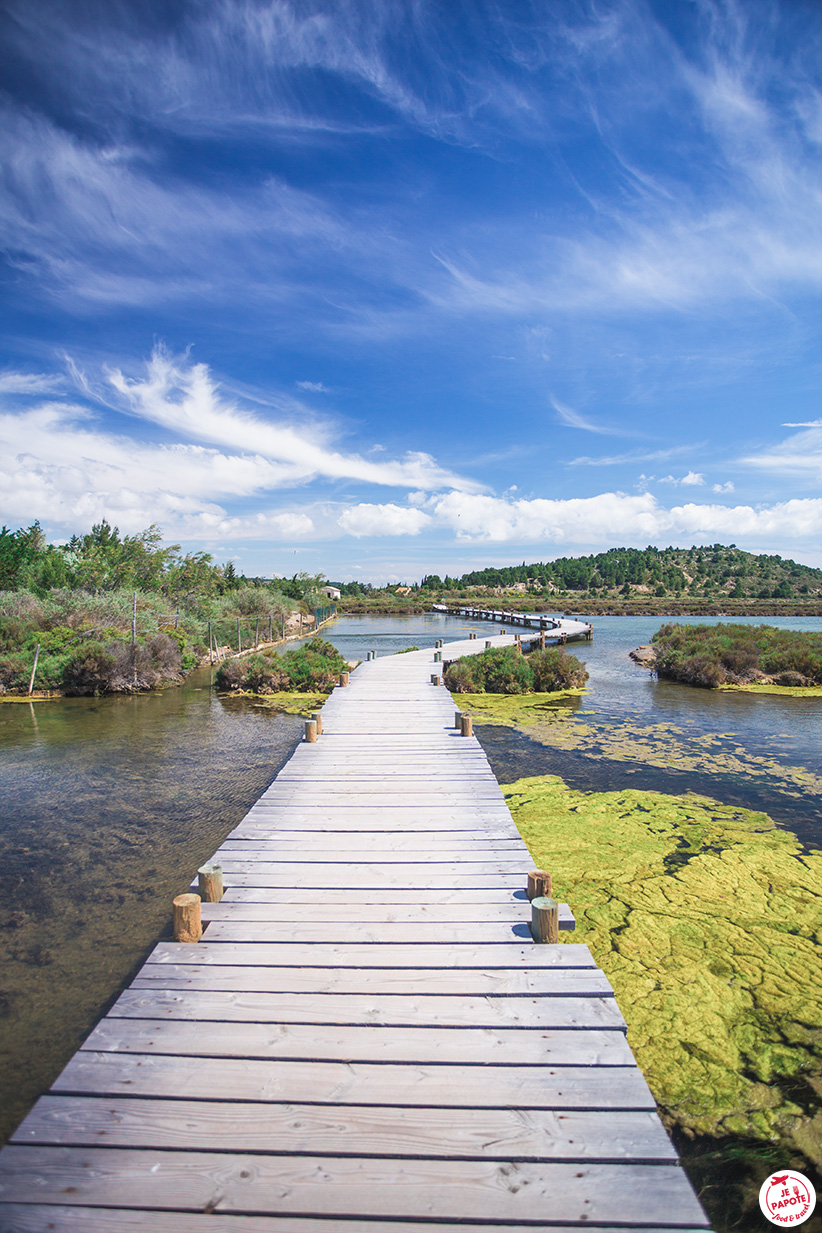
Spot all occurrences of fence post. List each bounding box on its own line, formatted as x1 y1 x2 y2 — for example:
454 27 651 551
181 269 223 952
27 644 40 696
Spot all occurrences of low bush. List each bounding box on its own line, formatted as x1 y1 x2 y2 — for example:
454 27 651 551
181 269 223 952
444 645 588 695
651 622 822 688
215 637 349 694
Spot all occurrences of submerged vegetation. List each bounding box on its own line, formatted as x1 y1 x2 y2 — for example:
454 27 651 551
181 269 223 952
504 775 822 1169
215 638 349 695
650 622 822 689
444 645 588 695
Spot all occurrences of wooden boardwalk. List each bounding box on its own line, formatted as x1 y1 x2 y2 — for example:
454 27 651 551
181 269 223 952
0 636 710 1231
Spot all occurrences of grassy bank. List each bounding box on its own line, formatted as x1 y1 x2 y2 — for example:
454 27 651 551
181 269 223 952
215 638 350 695
504 774 822 1224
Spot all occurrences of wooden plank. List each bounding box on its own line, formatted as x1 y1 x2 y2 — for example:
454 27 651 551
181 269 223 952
197 901 562 922
212 872 531 889
0 1207 711 1233
130 965 600 997
82 1017 629 1063
0 1148 709 1224
215 888 532 905
146 942 595 968
199 920 570 943
54 1053 658 1109
13 1096 676 1161
108 982 617 1026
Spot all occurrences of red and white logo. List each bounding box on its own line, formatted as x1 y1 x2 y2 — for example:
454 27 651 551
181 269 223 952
759 1170 816 1226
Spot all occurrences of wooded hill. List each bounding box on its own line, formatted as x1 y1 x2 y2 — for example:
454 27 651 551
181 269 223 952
421 545 822 601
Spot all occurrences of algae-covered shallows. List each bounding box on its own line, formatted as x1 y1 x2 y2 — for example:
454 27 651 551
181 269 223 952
504 774 822 1167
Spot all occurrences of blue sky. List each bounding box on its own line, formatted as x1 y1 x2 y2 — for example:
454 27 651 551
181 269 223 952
2 0 822 582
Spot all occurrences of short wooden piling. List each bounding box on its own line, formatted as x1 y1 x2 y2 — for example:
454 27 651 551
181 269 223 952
531 896 559 943
173 893 202 943
539 631 545 651
469 632 476 640
311 710 323 735
197 864 223 903
339 671 349 687
305 719 318 742
454 710 462 728
460 714 473 737
485 640 492 650
431 673 442 686
434 651 442 662
527 869 552 901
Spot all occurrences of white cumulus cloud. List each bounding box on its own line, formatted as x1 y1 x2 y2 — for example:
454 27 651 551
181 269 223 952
337 503 433 537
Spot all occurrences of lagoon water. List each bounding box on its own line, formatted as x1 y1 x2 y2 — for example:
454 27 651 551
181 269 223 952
2 610 822 1148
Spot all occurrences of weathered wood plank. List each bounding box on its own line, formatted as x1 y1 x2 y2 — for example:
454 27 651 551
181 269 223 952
108 982 616 1026
130 964 599 996
12 1097 675 1161
0 1207 712 1233
213 872 532 889
200 919 571 942
0 1148 709 1225
198 901 572 924
215 887 532 905
54 1053 657 1109
82 1017 629 1063
146 942 595 968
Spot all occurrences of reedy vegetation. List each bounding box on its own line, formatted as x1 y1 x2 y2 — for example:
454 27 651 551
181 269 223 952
214 638 349 695
651 623 822 688
0 521 328 694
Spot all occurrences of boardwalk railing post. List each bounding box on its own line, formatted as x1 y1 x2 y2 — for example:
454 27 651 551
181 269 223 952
198 864 223 902
173 893 202 943
454 710 462 728
485 640 492 650
339 671 349 687
469 632 476 640
434 651 442 662
431 673 442 685
527 869 552 901
531 896 559 943
305 719 318 742
312 710 323 735
460 714 473 737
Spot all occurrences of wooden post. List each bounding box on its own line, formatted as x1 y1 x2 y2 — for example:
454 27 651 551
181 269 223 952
469 632 476 640
485 640 492 649
27 643 40 696
527 869 552 901
531 896 559 943
132 592 137 647
434 651 442 662
237 617 241 653
454 710 463 728
339 671 349 687
208 621 213 664
269 614 273 641
460 714 473 737
515 635 522 653
255 616 260 647
304 719 318 742
539 631 545 651
197 864 223 902
173 893 202 943
312 710 323 735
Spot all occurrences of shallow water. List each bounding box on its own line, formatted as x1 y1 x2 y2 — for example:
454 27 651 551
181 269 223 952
0 666 304 1144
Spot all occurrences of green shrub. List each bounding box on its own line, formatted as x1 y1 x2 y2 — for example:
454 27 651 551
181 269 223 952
444 645 587 695
651 623 822 688
215 637 348 695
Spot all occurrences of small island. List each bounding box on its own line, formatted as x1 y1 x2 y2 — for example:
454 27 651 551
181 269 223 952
633 622 822 691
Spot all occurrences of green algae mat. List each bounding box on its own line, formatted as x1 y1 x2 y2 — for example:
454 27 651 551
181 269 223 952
503 774 822 1168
